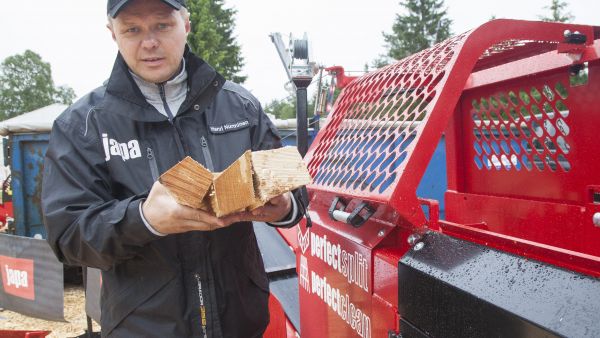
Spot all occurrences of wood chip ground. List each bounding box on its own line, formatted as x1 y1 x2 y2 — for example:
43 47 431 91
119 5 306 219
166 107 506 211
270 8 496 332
0 285 100 337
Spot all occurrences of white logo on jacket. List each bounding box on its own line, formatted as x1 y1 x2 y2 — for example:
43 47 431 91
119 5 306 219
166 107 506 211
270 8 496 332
102 133 142 162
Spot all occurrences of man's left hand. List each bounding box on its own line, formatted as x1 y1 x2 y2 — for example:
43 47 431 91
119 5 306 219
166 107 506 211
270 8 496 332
226 192 292 223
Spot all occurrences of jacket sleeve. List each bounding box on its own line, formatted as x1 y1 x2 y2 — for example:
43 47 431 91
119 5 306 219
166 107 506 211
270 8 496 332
42 116 160 271
250 101 308 228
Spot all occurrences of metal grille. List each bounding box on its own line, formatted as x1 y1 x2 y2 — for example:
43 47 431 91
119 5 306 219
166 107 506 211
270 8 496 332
471 81 571 173
460 61 599 205
307 33 468 199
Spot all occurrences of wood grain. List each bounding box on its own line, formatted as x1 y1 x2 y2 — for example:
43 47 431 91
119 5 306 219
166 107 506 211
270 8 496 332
159 156 212 209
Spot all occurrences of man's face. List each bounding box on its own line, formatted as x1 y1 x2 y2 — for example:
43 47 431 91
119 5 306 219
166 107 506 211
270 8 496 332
108 0 190 83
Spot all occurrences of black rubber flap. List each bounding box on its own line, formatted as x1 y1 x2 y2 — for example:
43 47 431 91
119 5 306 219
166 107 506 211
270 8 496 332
399 232 600 338
253 222 299 333
270 275 300 334
253 222 296 274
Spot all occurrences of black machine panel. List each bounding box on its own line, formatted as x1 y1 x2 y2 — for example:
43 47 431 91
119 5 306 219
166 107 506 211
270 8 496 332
398 232 600 338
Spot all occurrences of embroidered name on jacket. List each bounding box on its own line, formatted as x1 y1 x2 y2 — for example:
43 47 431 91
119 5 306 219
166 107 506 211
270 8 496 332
209 119 250 134
102 133 142 161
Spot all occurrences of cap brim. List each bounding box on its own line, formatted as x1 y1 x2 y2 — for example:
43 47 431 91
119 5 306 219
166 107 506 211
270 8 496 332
108 0 129 18
109 0 183 18
161 0 184 10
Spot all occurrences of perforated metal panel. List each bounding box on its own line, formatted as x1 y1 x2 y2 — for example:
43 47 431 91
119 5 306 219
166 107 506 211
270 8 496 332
308 32 467 199
471 81 572 173
460 62 599 205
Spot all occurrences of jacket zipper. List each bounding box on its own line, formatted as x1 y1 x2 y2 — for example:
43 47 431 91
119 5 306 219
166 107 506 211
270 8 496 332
194 273 208 338
158 83 186 158
147 147 159 181
200 136 214 172
158 83 175 122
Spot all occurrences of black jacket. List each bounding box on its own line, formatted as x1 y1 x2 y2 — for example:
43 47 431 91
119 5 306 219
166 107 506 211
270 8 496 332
42 49 304 337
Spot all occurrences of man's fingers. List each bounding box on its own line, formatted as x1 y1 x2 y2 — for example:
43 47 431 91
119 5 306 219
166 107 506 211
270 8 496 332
161 196 290 231
180 207 220 224
220 212 246 225
251 207 263 216
178 219 211 232
178 215 227 232
174 206 231 230
268 193 288 206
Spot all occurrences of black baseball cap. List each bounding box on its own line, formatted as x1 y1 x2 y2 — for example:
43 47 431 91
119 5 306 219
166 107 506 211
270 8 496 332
107 0 186 18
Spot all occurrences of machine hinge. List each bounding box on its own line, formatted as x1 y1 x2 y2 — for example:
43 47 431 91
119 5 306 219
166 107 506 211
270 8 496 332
328 196 374 228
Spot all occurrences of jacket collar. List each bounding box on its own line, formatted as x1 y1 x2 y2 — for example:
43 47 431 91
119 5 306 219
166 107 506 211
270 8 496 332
104 45 224 121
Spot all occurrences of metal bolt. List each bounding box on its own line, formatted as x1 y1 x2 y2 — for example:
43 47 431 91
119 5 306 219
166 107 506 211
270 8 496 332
593 212 600 227
377 229 385 237
414 242 425 251
407 233 421 246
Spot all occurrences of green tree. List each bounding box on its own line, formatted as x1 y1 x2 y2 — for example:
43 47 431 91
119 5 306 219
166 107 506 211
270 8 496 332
383 0 452 60
370 56 392 69
265 96 296 120
0 50 76 120
264 95 316 120
54 85 76 105
539 0 574 23
187 0 246 83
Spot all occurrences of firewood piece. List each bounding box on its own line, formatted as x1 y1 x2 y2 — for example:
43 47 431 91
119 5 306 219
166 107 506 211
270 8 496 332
159 156 213 209
198 194 213 214
210 151 255 217
250 146 312 208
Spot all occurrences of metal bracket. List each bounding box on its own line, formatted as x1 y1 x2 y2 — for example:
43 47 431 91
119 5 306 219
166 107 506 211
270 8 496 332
6 217 15 235
328 197 374 228
418 198 440 231
558 30 588 64
564 30 587 44
388 330 403 338
569 62 585 75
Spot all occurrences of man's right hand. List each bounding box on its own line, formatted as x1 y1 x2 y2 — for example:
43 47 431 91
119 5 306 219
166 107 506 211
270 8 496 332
141 181 243 234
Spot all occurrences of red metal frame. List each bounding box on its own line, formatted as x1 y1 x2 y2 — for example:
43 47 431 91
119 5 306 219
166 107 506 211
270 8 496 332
295 19 600 337
324 66 358 89
305 20 596 229
264 295 297 338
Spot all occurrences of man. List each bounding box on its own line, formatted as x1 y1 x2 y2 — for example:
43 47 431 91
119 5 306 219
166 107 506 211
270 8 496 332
41 0 306 336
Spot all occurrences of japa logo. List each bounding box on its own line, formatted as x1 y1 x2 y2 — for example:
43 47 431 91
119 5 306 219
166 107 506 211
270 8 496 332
5 265 28 289
102 133 142 162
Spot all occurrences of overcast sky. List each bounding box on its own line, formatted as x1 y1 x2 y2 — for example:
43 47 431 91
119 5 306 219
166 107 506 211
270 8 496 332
1 0 598 106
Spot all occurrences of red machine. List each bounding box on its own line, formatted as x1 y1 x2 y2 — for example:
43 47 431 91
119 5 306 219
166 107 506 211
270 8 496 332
266 19 600 337
0 173 14 233
0 201 13 232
